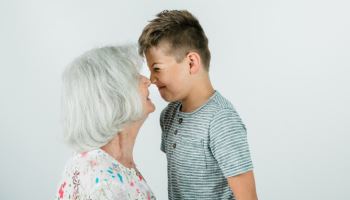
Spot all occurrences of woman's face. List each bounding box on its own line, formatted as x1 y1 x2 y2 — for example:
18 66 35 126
139 75 155 115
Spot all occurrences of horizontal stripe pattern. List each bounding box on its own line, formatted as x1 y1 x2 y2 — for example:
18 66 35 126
160 91 253 200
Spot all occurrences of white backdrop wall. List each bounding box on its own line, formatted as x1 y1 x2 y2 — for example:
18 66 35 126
0 0 349 199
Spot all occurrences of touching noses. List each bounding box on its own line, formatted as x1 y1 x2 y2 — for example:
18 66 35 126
150 73 157 84
145 77 151 87
141 75 151 87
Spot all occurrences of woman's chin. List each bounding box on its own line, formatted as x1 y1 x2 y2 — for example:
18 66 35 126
144 101 155 114
148 104 156 113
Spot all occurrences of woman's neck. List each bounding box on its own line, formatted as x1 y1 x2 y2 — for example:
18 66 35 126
101 120 144 169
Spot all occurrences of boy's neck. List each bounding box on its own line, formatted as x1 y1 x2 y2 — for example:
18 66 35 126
180 77 215 113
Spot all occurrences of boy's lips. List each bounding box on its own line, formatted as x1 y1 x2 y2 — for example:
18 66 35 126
157 85 166 90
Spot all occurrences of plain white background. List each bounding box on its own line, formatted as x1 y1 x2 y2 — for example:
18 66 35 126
0 0 349 199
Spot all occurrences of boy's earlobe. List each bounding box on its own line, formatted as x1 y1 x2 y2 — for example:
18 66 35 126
189 61 199 75
187 52 201 75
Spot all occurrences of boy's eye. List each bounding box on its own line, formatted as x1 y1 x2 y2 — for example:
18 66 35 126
153 67 160 72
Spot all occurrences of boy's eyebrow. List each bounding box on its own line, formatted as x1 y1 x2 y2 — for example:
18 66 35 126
151 63 160 68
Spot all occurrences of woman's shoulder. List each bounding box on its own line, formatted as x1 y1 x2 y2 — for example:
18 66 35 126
63 149 121 181
55 149 156 199
62 150 103 173
55 149 126 199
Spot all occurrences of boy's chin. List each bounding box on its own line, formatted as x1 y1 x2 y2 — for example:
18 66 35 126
162 97 175 103
160 94 178 102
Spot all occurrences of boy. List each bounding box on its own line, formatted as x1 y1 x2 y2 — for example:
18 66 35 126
138 10 257 200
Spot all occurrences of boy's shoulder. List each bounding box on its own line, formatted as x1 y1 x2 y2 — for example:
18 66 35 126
208 92 246 130
210 91 243 117
207 91 235 110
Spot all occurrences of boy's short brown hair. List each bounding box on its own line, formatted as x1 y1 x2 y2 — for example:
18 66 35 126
138 10 211 71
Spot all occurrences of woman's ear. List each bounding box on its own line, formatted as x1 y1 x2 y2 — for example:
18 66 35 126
187 52 201 75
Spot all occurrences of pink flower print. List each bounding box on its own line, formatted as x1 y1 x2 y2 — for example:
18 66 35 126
89 160 97 168
58 181 66 199
138 174 143 181
136 170 143 181
80 152 88 157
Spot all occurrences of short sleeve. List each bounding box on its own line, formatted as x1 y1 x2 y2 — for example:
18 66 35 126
209 108 253 177
160 108 166 153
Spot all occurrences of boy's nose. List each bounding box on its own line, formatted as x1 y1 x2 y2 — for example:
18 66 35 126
150 75 157 84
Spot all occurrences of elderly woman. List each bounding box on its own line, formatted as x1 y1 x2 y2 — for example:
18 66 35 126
55 45 156 199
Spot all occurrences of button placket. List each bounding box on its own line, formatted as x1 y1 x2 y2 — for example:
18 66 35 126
172 115 183 151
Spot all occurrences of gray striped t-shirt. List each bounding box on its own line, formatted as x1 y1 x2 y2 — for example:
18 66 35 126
160 91 253 200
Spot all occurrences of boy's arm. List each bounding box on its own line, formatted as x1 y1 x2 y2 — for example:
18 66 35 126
209 108 257 199
227 170 258 200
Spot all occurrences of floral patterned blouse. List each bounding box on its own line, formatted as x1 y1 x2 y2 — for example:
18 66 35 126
55 149 156 200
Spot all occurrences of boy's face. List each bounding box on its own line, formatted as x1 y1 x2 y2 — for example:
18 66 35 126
145 42 191 102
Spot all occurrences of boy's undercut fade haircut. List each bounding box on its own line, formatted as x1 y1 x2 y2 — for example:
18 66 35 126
138 10 211 71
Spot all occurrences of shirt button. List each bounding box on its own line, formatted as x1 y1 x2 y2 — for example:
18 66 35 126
178 118 183 124
173 143 176 148
174 130 178 135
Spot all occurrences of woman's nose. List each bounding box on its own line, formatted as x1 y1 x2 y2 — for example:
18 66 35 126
141 75 151 86
145 77 151 86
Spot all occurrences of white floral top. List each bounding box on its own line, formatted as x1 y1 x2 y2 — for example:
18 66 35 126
55 149 156 200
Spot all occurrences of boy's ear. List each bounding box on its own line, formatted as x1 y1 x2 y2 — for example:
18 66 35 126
187 52 201 75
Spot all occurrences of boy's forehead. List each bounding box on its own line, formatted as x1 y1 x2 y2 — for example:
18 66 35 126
148 41 171 55
146 41 178 62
